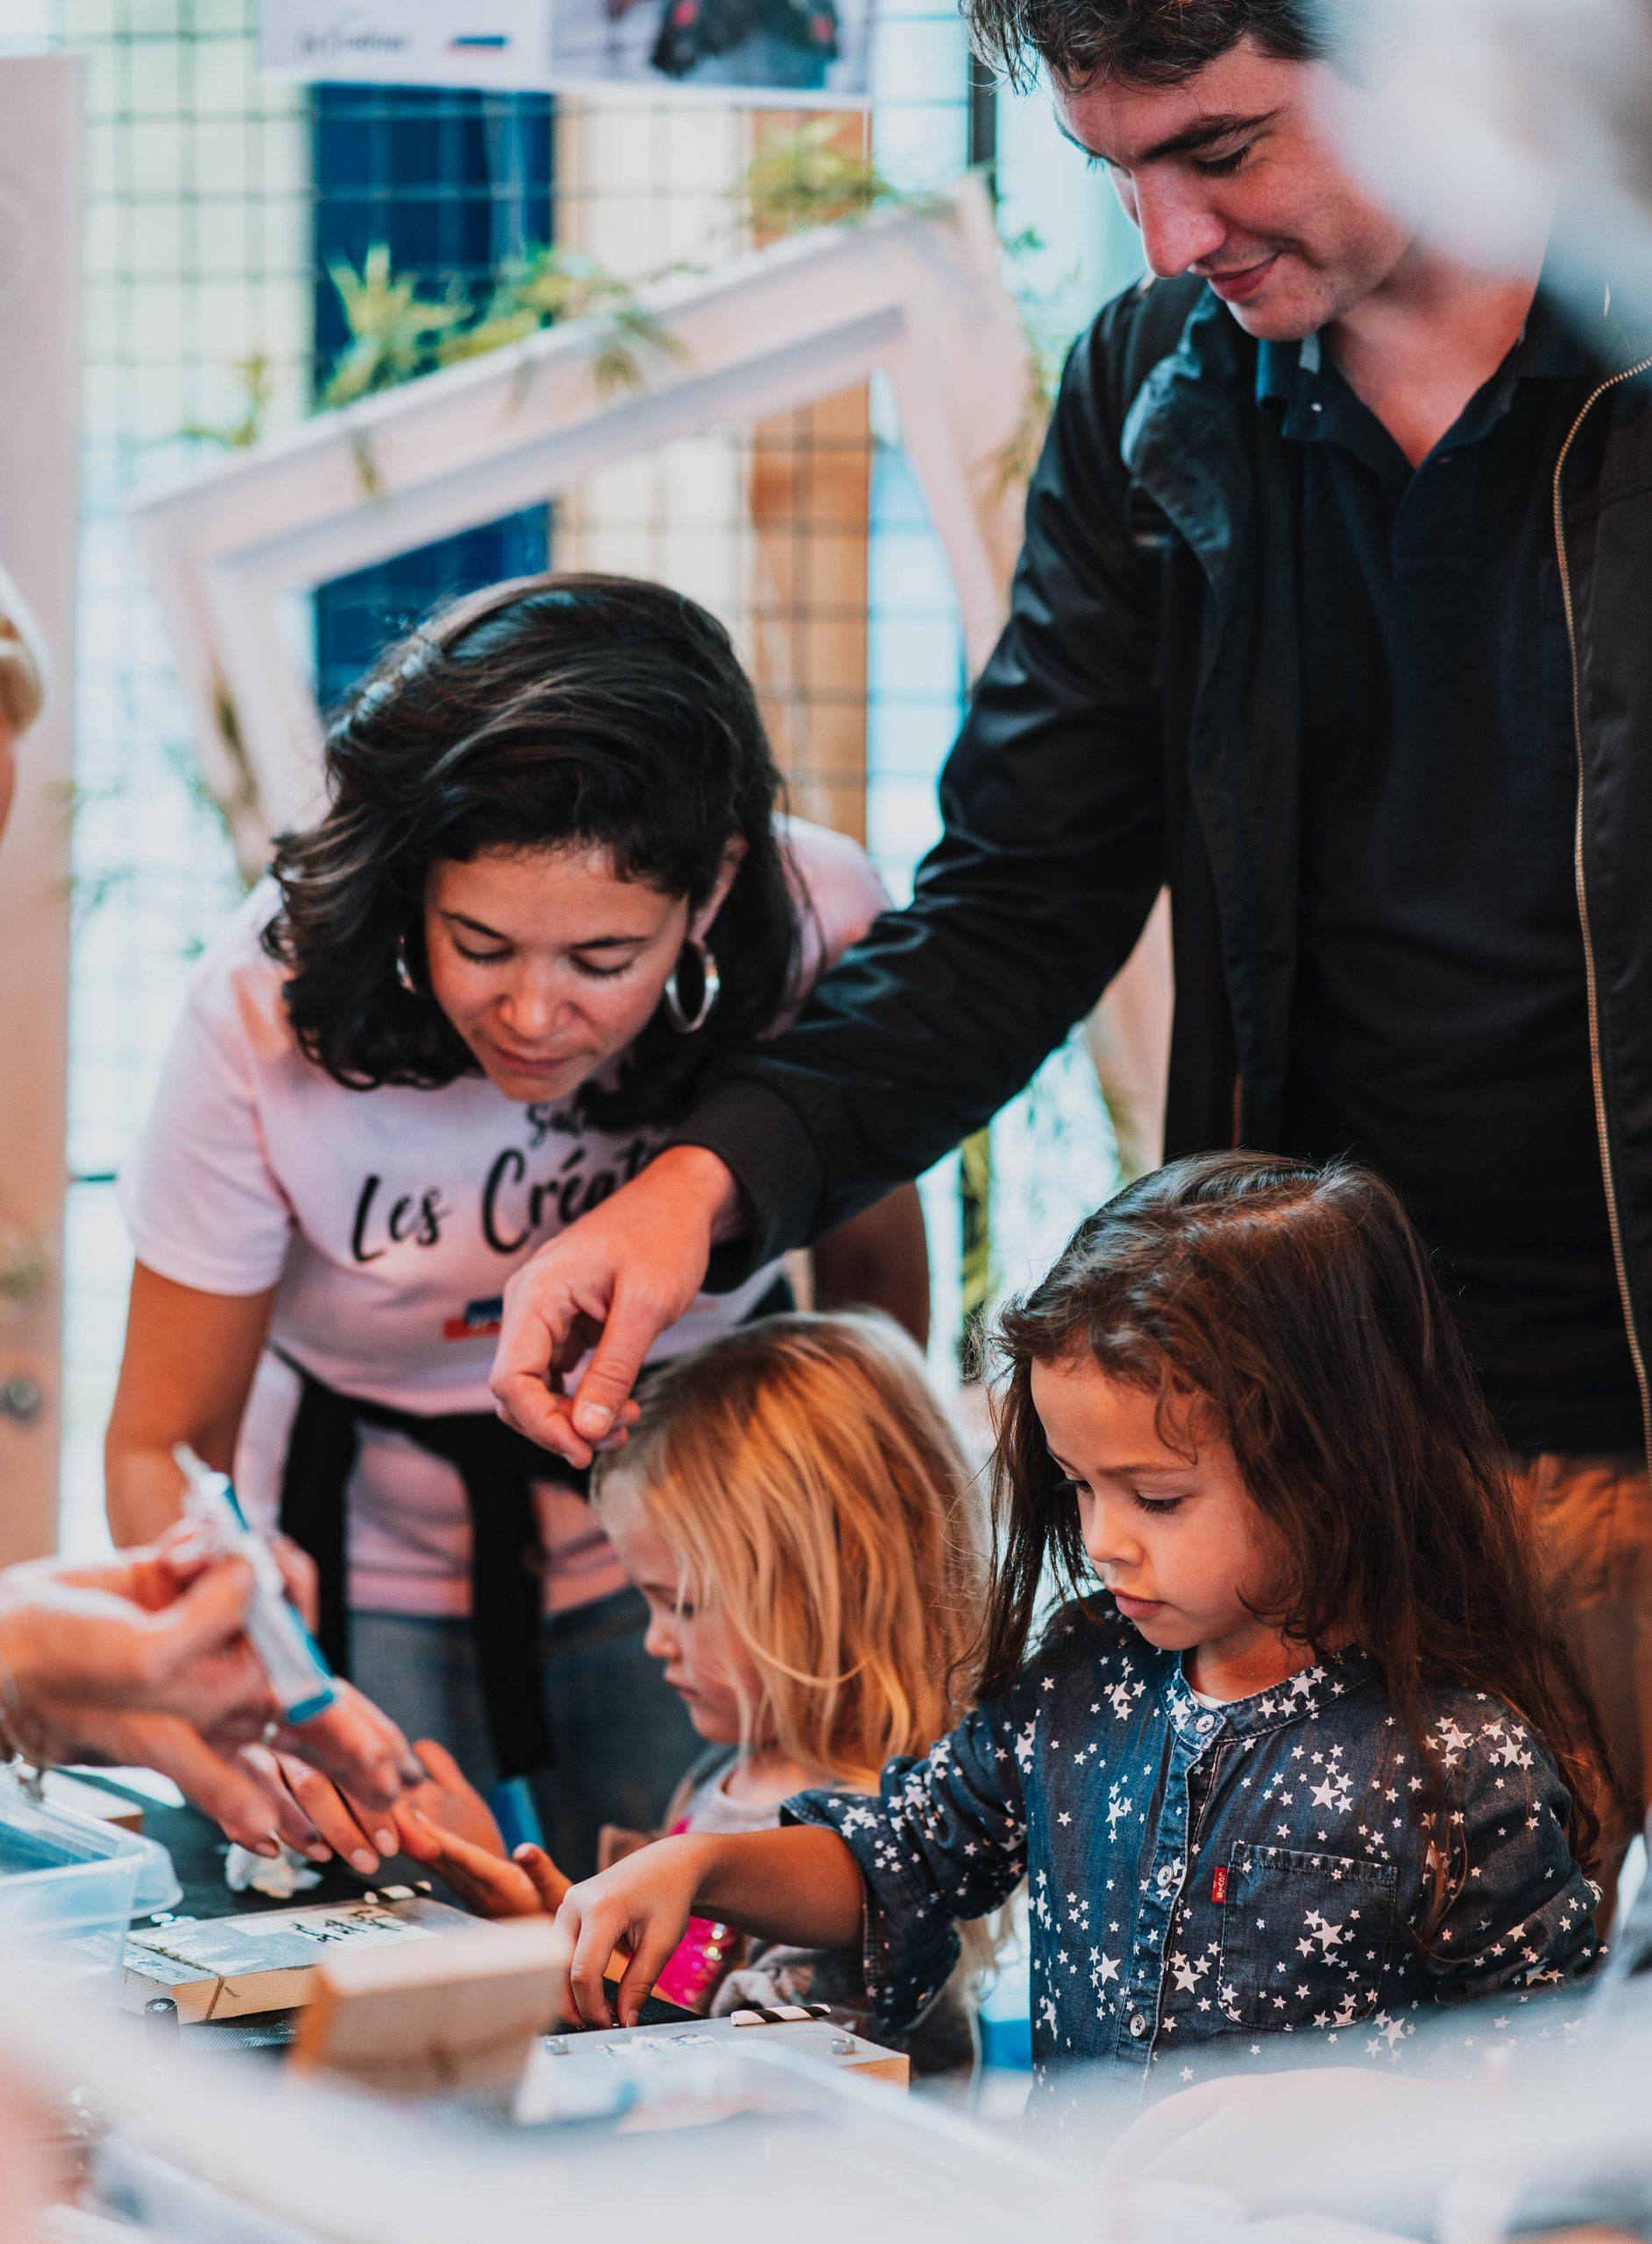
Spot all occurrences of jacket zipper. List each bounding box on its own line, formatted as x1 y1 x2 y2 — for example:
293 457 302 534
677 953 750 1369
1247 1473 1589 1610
1551 359 1652 1470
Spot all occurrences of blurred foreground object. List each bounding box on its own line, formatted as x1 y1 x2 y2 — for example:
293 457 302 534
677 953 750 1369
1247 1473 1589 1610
0 560 46 740
1321 0 1652 326
6 1949 1652 2244
292 1914 563 2102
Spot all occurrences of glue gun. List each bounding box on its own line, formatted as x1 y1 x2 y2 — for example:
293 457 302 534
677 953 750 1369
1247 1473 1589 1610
174 1444 338 1726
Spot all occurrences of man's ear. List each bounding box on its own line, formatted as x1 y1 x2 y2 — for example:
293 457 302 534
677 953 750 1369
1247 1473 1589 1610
688 837 748 941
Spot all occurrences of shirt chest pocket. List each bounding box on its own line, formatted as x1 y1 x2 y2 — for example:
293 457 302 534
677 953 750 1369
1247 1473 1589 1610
1216 1843 1399 2033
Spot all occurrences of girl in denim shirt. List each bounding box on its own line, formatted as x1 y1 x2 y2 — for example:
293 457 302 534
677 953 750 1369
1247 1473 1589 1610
539 1153 1625 2102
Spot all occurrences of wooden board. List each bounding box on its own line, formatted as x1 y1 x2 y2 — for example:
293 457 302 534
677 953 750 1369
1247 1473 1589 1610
291 1915 565 2100
121 1892 472 2024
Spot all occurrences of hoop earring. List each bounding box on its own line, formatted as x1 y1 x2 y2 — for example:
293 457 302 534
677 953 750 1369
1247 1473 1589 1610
663 936 720 1034
395 937 420 997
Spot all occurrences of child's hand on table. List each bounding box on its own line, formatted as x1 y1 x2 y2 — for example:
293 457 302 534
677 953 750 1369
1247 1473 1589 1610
391 1738 571 1919
550 1834 711 2028
399 1819 570 1919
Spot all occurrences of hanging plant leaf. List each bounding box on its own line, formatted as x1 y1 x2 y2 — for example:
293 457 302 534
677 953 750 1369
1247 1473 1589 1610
322 245 471 408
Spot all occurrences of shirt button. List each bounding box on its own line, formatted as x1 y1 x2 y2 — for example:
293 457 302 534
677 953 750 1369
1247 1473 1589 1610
1127 2013 1148 2040
1196 1713 1216 1734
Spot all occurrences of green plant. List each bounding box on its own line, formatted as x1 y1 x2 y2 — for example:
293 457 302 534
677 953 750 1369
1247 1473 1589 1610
988 230 1074 501
183 350 276 451
0 1219 52 1311
448 245 689 400
740 118 888 231
734 117 939 235
321 245 470 408
958 1124 996 1360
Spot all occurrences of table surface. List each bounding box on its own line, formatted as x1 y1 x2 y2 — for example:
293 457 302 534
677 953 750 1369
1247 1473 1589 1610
88 1772 691 2049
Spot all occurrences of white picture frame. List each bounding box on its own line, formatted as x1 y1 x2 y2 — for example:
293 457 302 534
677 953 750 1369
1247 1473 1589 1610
129 178 1034 875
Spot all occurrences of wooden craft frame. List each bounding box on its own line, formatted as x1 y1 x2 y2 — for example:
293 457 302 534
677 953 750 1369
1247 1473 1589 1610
127 178 1033 878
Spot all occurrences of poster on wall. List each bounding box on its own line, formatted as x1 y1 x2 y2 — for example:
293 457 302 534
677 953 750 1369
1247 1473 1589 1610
260 0 553 87
261 0 875 103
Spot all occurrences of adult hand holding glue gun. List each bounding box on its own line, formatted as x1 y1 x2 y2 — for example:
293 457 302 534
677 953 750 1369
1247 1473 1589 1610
173 1447 428 1871
0 1510 419 1857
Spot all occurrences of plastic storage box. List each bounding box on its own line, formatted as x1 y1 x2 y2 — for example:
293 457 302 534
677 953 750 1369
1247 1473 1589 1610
0 1767 180 1992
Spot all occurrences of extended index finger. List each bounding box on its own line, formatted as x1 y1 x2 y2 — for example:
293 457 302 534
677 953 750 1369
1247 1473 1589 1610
564 1286 674 1444
491 1282 599 1462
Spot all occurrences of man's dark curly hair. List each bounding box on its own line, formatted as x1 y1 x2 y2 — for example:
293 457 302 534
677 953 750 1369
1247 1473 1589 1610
963 0 1323 93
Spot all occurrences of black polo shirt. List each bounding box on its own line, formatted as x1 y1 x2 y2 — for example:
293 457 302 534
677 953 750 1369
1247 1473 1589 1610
1263 294 1643 1456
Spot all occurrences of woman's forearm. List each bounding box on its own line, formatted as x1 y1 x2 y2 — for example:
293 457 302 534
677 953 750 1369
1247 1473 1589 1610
688 1825 868 1950
103 1438 191 1547
104 1266 276 1547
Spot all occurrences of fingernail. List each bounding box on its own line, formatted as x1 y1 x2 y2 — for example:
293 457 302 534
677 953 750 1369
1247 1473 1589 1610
307 1843 333 1864
256 1836 281 1859
350 1848 378 1873
375 1829 397 1854
575 1402 613 1438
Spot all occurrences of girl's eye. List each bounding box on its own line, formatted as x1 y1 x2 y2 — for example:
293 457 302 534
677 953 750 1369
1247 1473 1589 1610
1133 1492 1186 1515
1193 145 1253 177
455 943 510 965
572 955 634 981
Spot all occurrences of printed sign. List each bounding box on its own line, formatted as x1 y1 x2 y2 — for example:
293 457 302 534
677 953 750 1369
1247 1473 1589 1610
262 0 552 87
261 0 874 104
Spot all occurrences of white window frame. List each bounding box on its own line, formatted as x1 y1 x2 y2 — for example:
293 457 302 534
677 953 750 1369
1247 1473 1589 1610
129 178 1032 873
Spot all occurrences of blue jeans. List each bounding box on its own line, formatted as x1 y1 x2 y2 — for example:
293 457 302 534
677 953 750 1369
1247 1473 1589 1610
349 1589 700 1880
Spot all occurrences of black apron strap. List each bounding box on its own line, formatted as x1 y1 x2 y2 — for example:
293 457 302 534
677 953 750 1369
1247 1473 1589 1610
271 1271 796 1782
275 1356 554 1779
276 1372 359 1679
364 1407 555 1783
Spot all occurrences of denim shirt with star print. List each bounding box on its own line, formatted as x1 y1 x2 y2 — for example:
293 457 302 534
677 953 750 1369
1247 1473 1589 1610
783 1598 1601 2102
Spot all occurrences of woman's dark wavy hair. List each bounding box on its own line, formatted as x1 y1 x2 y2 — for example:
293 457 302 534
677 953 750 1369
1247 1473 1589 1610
982 1151 1630 1918
263 572 803 1129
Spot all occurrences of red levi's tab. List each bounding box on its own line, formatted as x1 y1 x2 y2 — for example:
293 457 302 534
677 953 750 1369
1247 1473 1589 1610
1211 1865 1228 1906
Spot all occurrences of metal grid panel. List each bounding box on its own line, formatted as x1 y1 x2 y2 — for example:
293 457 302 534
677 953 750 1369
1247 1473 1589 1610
32 0 1131 1551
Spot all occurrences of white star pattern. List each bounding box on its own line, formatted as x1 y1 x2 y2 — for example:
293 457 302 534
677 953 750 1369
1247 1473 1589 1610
781 1596 1599 2099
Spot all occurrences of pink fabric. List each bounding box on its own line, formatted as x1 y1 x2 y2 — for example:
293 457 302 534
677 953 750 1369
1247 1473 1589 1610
120 820 889 1617
651 1812 741 2011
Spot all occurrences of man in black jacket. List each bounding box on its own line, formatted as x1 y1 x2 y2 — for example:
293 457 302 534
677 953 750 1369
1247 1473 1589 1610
492 0 1652 1840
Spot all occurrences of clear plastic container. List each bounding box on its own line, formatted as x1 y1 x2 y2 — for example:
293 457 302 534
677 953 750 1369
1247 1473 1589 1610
0 1767 181 1993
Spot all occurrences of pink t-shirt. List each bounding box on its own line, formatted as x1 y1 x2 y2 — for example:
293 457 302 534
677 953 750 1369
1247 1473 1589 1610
119 819 888 1619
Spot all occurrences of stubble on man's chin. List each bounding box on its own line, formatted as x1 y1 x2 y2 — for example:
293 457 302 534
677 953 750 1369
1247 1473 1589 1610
1215 259 1335 347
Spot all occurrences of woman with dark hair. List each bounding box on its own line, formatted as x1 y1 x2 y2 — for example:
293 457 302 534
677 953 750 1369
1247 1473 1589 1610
103 572 927 1875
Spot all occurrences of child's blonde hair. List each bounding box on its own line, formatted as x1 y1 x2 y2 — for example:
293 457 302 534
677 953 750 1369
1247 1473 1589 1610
594 1311 985 1786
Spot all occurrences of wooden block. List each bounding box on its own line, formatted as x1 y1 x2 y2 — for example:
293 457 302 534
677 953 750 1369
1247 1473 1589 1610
291 1916 565 2101
120 1894 472 2023
40 1772 145 1833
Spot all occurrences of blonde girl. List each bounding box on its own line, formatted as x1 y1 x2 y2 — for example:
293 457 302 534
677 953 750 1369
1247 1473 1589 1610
398 1311 986 2062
